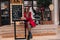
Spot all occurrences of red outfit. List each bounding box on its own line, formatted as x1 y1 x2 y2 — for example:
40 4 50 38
24 12 36 28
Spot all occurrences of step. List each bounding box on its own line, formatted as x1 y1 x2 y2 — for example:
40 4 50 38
15 39 26 40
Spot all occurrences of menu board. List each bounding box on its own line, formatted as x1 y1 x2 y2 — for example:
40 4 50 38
12 5 22 21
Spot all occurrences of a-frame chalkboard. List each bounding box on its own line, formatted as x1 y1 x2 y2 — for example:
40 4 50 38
12 5 22 21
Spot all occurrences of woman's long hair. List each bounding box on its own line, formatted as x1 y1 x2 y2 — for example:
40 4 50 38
24 7 30 13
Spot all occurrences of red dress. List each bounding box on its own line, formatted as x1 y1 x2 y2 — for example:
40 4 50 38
24 12 36 28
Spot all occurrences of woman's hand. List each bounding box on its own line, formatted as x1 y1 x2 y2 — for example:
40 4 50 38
21 17 26 20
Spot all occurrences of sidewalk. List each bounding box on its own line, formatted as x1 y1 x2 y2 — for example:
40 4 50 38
0 35 60 40
0 24 60 40
0 24 57 37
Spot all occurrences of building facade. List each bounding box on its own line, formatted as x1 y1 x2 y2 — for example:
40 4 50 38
0 0 60 25
10 0 60 25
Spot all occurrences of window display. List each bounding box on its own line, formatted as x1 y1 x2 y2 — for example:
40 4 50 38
24 1 32 7
44 7 51 21
0 0 10 25
24 0 37 7
33 1 37 7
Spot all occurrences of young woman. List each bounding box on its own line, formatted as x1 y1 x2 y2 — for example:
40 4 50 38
24 7 36 39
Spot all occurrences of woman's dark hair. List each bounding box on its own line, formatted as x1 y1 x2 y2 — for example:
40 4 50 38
24 7 26 12
24 7 30 12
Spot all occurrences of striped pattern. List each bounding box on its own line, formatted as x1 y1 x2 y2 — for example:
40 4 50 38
1 35 60 40
0 24 57 38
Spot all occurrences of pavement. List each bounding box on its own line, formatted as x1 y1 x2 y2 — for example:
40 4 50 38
0 35 60 40
0 24 60 40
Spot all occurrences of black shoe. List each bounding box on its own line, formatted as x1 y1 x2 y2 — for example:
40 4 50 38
27 34 32 40
29 33 32 39
28 31 33 39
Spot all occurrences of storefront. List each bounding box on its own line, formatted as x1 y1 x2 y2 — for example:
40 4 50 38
10 0 54 25
0 0 59 37
0 0 60 25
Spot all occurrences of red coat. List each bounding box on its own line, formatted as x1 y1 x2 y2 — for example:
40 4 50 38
24 12 36 28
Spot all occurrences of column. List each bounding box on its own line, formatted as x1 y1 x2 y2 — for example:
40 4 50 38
54 0 59 25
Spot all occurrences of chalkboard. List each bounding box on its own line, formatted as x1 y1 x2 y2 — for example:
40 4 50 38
12 5 22 21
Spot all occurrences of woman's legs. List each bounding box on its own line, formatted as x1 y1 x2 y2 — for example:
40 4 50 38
27 22 32 39
28 24 32 33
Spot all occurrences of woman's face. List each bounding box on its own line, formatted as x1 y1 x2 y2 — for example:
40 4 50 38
26 7 30 13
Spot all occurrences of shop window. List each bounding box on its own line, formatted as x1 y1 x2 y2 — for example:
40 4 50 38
32 0 53 24
23 0 53 25
0 0 10 25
